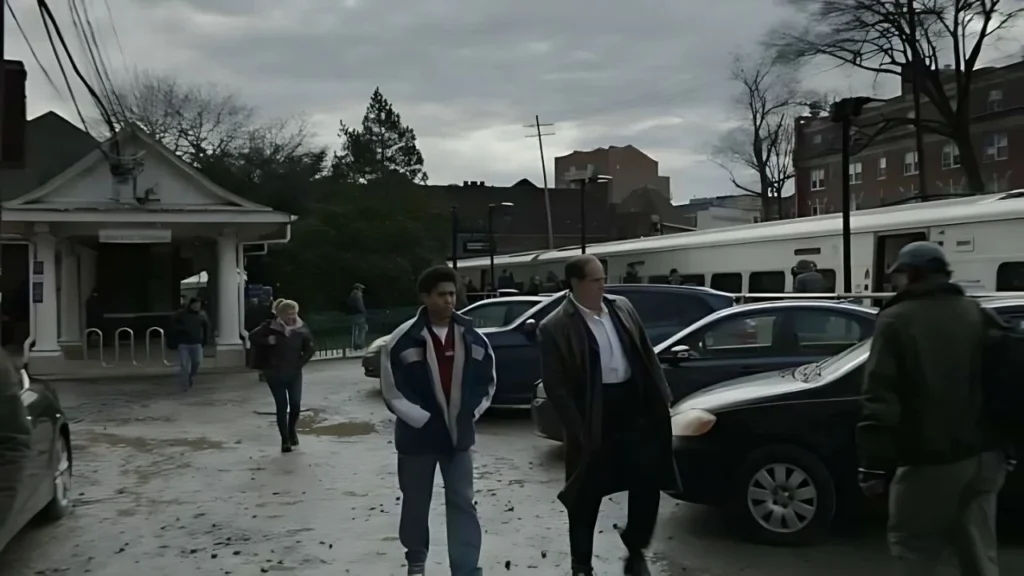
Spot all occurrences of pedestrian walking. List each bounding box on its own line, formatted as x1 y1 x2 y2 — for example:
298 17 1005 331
171 297 210 390
858 241 1009 576
249 300 315 453
791 259 825 293
380 265 496 576
538 254 679 576
348 283 368 350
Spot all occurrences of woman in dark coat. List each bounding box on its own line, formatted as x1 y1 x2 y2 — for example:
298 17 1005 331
249 299 315 452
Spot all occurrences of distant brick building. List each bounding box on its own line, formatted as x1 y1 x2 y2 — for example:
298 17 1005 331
554 145 671 202
793 59 1024 217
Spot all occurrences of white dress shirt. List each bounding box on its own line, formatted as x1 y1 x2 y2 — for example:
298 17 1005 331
571 295 632 384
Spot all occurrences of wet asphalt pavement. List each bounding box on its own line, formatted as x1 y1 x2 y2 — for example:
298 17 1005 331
3 361 1024 576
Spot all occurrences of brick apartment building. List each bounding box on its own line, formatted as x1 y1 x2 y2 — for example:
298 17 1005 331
793 59 1024 217
554 145 671 202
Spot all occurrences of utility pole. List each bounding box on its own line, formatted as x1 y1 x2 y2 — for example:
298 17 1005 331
830 97 874 294
524 116 555 249
1 0 6 167
907 0 928 196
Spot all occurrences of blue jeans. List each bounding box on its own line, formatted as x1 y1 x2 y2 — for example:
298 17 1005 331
177 344 203 389
352 316 368 350
398 450 482 576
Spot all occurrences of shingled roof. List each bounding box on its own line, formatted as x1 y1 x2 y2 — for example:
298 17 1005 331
0 111 98 201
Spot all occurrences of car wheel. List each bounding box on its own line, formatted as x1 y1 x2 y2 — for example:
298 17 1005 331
42 433 73 521
726 444 836 545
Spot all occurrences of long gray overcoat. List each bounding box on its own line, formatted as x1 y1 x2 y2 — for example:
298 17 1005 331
538 294 681 508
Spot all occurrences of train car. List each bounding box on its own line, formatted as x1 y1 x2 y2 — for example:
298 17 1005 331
454 190 1024 295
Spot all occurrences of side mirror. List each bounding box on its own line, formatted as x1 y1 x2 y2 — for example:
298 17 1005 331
659 344 692 366
522 318 538 338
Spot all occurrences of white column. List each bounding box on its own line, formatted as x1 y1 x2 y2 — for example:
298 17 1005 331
216 232 242 349
33 229 61 356
58 242 81 343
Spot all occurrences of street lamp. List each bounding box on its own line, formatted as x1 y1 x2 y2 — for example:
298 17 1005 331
564 164 612 253
450 205 459 271
488 202 514 291
830 96 876 293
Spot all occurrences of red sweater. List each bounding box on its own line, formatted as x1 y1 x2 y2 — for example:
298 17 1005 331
427 326 455 401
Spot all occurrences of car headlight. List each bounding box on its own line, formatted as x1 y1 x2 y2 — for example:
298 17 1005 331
365 337 388 355
670 409 716 437
535 381 547 399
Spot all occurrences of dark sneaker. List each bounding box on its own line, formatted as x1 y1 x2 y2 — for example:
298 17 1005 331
571 564 594 576
289 432 300 447
623 553 650 576
407 563 425 575
281 442 292 453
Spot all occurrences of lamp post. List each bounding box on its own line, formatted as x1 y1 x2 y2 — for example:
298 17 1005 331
450 205 459 271
830 97 875 293
488 202 514 291
564 165 612 254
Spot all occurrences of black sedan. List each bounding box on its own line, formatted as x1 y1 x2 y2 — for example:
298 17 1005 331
0 367 73 552
667 296 1024 546
533 300 877 441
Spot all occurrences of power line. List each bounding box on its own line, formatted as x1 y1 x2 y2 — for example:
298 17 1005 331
4 0 64 99
38 0 91 133
523 115 555 249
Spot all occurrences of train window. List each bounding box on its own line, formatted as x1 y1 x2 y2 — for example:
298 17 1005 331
749 271 786 293
680 274 705 287
647 274 670 284
996 263 1024 291
817 269 838 292
710 273 743 293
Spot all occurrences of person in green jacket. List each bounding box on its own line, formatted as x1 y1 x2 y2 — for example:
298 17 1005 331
0 350 31 529
858 241 1007 576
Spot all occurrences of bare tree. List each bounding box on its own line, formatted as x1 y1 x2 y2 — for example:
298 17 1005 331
711 53 800 221
774 0 1024 193
113 71 258 165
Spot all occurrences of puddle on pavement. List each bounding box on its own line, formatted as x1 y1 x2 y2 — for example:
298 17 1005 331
83 431 226 452
295 409 376 437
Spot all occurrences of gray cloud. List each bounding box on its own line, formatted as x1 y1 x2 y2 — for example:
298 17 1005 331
6 0 1022 203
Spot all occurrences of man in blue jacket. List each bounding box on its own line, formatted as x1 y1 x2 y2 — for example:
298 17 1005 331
381 265 496 576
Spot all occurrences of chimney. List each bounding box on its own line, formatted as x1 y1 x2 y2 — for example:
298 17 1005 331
479 181 485 186
1 60 28 167
463 180 469 186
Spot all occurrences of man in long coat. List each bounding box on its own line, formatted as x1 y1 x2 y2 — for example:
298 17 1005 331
538 254 680 576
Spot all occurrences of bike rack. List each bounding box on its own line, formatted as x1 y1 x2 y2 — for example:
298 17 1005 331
114 327 140 366
145 327 173 366
83 328 112 367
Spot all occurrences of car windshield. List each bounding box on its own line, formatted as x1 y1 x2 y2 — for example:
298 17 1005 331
508 292 566 325
794 338 871 382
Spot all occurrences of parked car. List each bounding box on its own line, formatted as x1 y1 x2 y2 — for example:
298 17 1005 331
1 367 73 552
533 300 877 441
666 296 1024 546
468 285 733 406
362 295 546 378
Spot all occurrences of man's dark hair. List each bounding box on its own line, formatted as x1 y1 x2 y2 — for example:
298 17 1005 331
669 268 679 275
188 297 201 307
417 265 459 295
564 255 593 284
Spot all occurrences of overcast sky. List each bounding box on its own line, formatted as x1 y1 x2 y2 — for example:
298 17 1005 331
5 0 1022 203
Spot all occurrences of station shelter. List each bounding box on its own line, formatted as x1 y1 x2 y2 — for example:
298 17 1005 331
0 121 293 374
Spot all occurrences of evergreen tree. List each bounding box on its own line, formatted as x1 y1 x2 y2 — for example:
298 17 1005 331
333 88 427 184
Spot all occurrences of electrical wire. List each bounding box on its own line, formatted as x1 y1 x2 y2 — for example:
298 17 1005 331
37 0 92 134
3 0 65 100
70 0 128 121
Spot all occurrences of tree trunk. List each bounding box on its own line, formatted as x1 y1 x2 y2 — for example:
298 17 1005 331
955 130 986 193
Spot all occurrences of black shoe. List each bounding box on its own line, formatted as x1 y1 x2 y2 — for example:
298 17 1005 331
289 432 299 447
281 442 292 453
623 553 650 576
571 563 594 576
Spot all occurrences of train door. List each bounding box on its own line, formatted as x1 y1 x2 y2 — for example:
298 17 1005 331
872 231 928 293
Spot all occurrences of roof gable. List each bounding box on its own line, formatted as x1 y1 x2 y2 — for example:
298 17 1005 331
4 124 269 210
0 111 97 201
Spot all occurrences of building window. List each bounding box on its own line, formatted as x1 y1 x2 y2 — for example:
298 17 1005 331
987 90 1003 112
941 143 960 169
810 198 824 216
849 162 863 184
903 151 919 175
878 156 887 179
983 133 1008 162
810 168 826 191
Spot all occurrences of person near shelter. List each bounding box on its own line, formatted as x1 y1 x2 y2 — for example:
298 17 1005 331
858 241 1008 576
249 300 315 453
380 265 496 576
348 284 369 351
171 297 210 391
792 259 825 293
538 254 679 576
